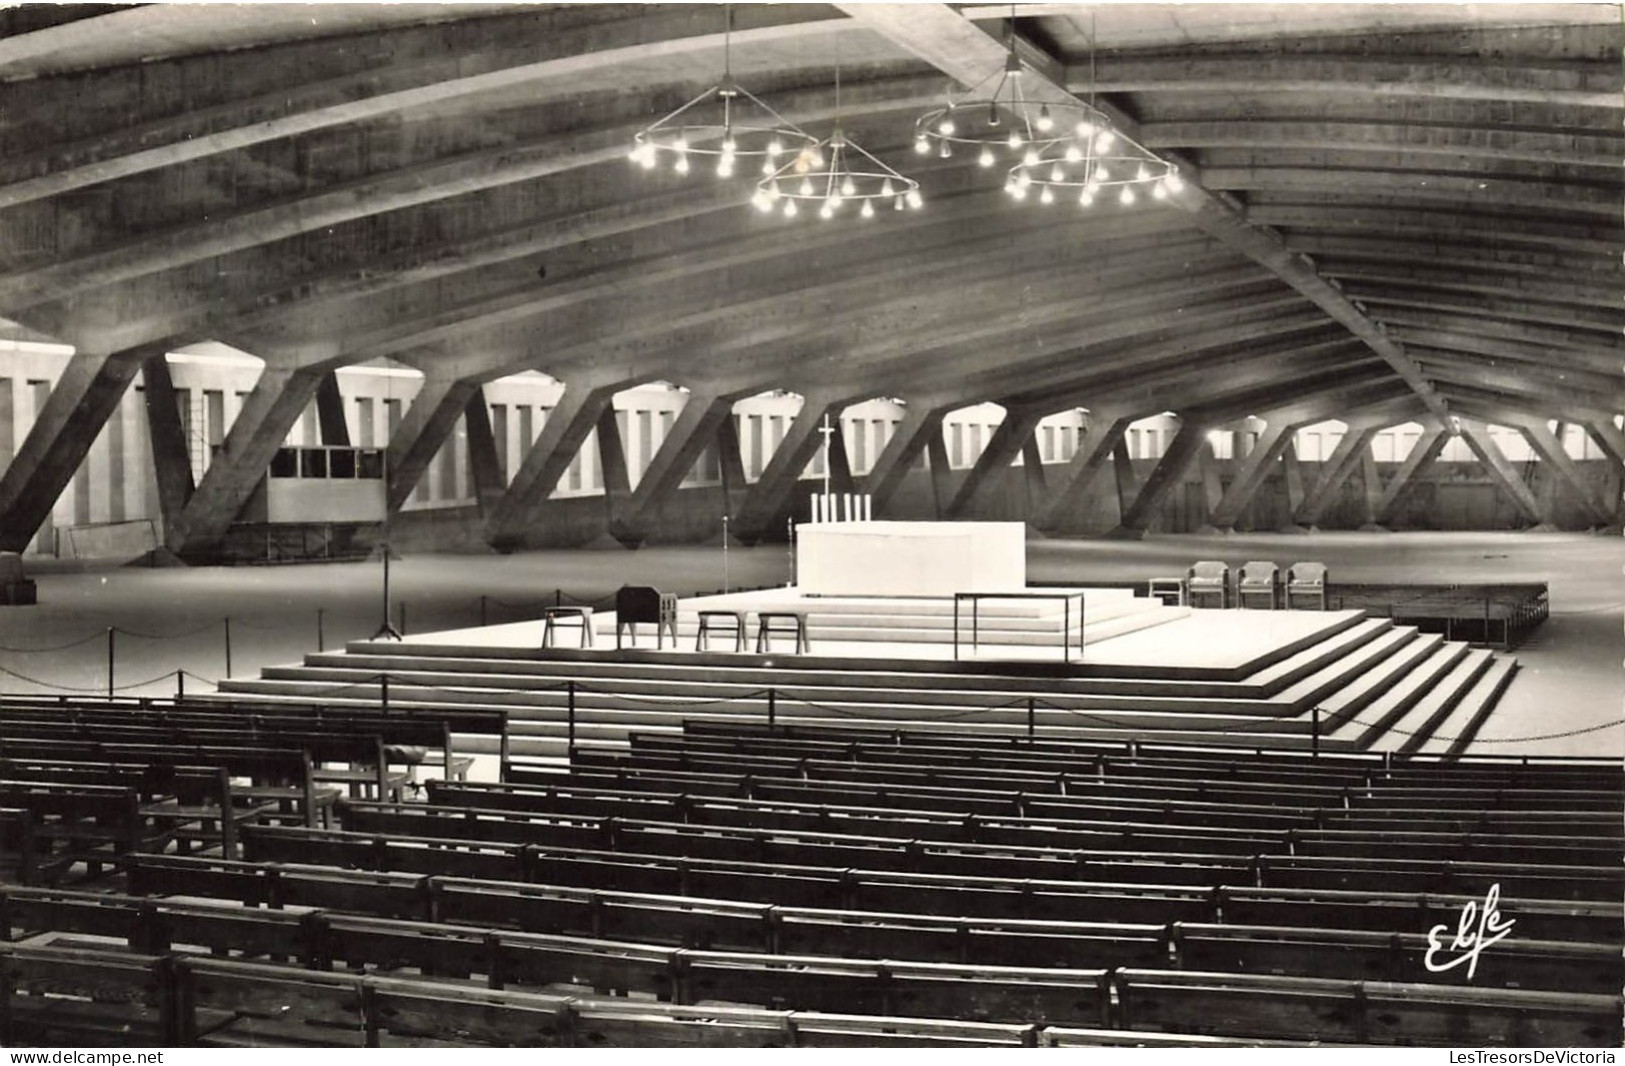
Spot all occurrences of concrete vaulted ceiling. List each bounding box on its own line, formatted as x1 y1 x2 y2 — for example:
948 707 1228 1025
0 2 1619 426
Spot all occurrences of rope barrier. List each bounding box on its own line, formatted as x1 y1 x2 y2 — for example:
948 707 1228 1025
112 620 225 640
0 632 108 654
0 663 186 694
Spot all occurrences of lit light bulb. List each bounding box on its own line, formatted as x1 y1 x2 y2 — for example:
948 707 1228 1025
799 176 814 197
722 133 737 154
639 148 657 170
761 159 776 176
1064 144 1083 163
753 189 773 212
860 200 875 219
807 147 825 168
1049 163 1064 182
767 178 781 199
1074 119 1095 138
674 155 690 175
979 146 995 167
1023 147 1040 167
1095 129 1116 152
767 139 784 157
1096 164 1111 183
987 103 1001 127
1036 105 1053 132
1011 185 1028 201
628 143 644 164
939 141 953 159
1120 185 1136 206
1078 189 1095 207
1007 130 1024 149
783 199 798 218
1136 165 1150 182
1016 170 1033 188
914 134 930 155
938 109 956 136
717 157 734 178
841 176 856 197
819 201 834 220
1152 182 1167 200
1165 170 1184 192
906 189 923 209
829 192 843 210
880 178 895 198
1039 186 1055 204
894 194 905 211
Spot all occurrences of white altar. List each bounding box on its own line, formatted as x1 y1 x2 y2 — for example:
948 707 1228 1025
795 521 1026 597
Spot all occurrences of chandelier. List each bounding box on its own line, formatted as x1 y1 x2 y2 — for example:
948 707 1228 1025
628 7 816 180
753 62 922 220
1004 124 1183 207
911 33 1085 170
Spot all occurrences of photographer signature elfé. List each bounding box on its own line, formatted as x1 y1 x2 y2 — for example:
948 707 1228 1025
1424 883 1515 980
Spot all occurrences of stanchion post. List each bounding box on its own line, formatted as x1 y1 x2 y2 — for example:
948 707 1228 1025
106 627 115 698
555 589 562 608
317 608 325 653
399 603 407 636
1027 697 1036 743
176 670 185 701
768 687 776 732
480 595 488 628
567 680 577 757
1312 705 1321 758
223 616 233 678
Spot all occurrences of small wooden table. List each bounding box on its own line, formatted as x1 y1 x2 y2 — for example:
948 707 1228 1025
696 610 748 652
541 606 594 648
756 611 810 654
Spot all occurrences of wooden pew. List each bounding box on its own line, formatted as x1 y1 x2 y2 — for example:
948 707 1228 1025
1114 968 1623 1046
0 943 173 1047
0 807 34 884
0 780 168 883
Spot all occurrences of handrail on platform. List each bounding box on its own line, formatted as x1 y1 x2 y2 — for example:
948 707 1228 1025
952 592 1085 665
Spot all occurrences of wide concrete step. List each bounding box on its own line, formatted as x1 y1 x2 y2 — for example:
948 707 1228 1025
1323 642 1473 747
1315 630 1445 718
1415 657 1520 758
1375 648 1496 755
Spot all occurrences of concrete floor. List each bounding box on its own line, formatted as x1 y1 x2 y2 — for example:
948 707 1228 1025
3 530 1619 759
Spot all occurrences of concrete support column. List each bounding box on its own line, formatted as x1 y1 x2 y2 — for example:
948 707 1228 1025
863 404 944 514
1280 438 1307 529
485 377 626 550
1457 418 1549 527
594 404 631 526
463 386 506 512
1110 418 1211 539
140 352 196 533
609 390 735 548
1109 436 1143 528
385 375 479 513
1297 426 1381 527
926 431 952 519
1517 419 1611 527
715 412 746 516
166 363 326 559
733 394 845 542
1375 427 1448 526
1197 437 1226 527
1206 420 1300 531
0 346 153 553
1033 406 1137 534
1020 435 1047 511
945 406 1043 518
315 370 351 447
1357 448 1385 530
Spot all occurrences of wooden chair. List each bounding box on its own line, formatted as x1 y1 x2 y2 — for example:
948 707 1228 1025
1185 561 1230 609
1236 561 1280 610
1285 562 1328 610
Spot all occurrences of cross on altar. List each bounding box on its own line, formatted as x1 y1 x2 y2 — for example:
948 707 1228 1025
817 413 835 501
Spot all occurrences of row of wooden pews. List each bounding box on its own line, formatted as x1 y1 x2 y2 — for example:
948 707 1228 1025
0 696 506 878
1 719 1618 1046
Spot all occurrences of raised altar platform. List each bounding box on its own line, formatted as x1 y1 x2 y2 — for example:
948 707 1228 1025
796 520 1025 597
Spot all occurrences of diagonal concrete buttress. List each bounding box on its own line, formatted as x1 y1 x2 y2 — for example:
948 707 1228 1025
732 392 847 543
1032 405 1139 535
0 344 159 553
485 374 633 551
863 403 945 515
1515 418 1612 527
315 370 351 447
385 374 479 512
1296 424 1382 528
463 385 507 513
1374 426 1448 526
166 362 328 560
1109 417 1213 539
945 405 1044 518
609 387 744 549
1021 434 1047 511
1205 418 1306 531
926 430 952 519
139 351 196 534
1456 418 1549 527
